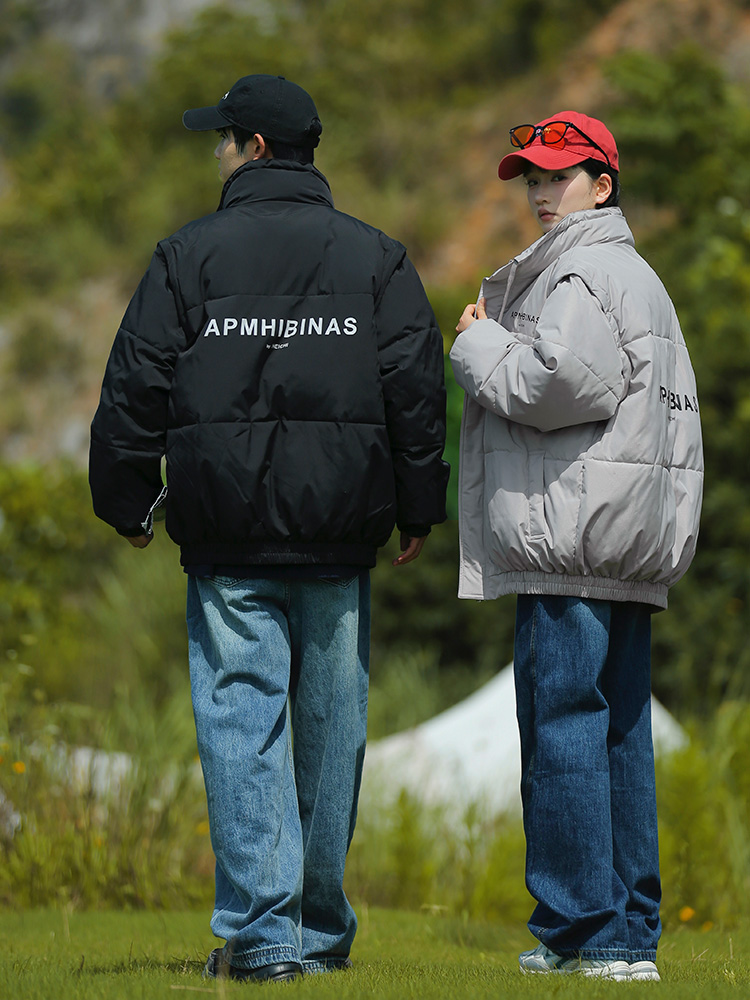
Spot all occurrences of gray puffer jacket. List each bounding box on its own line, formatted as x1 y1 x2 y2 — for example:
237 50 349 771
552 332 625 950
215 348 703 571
449 208 703 610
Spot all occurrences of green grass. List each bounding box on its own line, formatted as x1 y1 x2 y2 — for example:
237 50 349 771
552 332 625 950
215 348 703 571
2 908 749 999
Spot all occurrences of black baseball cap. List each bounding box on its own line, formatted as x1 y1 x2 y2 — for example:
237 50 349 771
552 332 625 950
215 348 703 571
182 74 322 148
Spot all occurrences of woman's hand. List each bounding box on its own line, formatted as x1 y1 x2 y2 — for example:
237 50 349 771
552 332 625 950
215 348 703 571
456 297 487 334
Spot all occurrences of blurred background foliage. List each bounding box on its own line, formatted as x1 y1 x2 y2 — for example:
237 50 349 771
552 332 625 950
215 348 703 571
1 0 750 916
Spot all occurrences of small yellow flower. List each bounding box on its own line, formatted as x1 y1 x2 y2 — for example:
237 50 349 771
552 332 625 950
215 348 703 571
679 906 696 922
196 820 210 836
12 761 26 774
701 921 714 932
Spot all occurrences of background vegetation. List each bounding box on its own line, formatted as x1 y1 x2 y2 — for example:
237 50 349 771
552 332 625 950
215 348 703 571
1 0 750 932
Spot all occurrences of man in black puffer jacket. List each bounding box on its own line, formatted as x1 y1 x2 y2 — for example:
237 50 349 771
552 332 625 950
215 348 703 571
89 75 448 982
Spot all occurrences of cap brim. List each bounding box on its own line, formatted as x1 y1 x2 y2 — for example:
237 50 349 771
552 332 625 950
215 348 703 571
182 105 232 131
498 146 591 180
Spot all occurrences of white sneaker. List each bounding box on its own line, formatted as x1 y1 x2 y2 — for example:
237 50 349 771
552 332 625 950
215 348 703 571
519 943 631 980
630 960 660 981
519 944 561 972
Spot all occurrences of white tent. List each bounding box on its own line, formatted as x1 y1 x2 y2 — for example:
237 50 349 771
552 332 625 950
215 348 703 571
361 664 686 817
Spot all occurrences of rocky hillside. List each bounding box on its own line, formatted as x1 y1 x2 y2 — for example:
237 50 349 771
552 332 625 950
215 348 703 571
8 0 236 96
429 0 750 287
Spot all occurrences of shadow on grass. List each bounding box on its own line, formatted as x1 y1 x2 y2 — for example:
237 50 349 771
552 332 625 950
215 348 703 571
73 957 206 976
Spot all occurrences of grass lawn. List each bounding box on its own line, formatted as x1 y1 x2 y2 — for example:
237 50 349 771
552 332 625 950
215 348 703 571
1 907 749 998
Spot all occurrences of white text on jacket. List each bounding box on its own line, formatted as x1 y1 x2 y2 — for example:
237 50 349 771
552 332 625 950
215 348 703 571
202 316 358 337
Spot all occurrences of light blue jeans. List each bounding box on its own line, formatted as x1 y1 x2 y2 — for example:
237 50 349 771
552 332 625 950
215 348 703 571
186 572 370 973
514 595 661 962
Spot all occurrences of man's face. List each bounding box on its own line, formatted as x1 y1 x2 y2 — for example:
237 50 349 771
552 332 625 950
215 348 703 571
214 129 250 182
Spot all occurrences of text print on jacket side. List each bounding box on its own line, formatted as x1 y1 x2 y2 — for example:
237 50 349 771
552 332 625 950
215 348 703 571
659 384 699 414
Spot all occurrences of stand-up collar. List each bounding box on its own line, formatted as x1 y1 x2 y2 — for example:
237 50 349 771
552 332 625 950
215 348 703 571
217 158 334 211
482 208 635 318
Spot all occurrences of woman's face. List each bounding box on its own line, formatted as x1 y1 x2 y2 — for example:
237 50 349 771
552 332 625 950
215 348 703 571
524 164 610 233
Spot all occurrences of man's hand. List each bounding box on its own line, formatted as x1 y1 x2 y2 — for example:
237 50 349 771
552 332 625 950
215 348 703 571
456 296 488 334
392 533 427 566
124 533 153 548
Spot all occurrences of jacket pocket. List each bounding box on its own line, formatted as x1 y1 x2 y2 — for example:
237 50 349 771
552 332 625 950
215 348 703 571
527 450 546 541
482 449 541 572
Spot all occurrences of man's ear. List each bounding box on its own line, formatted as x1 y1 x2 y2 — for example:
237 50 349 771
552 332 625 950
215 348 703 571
251 133 273 160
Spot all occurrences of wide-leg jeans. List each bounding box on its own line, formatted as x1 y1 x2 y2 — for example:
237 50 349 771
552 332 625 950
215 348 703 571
186 571 370 973
514 594 661 962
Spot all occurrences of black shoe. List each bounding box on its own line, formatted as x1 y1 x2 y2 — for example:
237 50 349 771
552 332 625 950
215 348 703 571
203 948 303 982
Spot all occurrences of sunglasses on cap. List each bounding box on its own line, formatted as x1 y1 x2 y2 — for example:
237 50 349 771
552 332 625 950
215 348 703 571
509 121 612 169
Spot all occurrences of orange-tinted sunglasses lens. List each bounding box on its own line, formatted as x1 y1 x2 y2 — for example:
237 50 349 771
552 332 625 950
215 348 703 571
510 125 536 148
541 122 567 148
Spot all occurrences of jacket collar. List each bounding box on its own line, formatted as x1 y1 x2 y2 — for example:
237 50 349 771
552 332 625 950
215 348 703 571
482 208 635 319
516 207 633 272
217 159 335 211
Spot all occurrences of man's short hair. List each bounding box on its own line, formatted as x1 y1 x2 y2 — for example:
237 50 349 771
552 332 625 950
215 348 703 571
229 125 314 165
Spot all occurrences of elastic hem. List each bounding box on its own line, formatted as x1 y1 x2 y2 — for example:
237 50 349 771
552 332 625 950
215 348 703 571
461 569 668 610
180 540 377 569
226 944 301 970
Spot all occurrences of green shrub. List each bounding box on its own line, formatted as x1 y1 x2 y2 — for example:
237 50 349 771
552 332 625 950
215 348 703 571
5 304 82 382
657 702 750 929
0 668 211 910
346 791 531 924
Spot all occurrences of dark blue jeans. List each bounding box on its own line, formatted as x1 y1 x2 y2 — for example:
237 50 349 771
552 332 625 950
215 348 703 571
514 595 661 962
187 572 370 973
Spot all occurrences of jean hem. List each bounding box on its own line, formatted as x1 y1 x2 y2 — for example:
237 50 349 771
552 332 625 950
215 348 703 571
548 947 657 962
581 952 658 963
302 957 352 974
225 945 301 970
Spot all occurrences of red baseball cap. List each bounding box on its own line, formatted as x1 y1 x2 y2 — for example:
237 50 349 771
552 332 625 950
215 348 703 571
498 111 618 180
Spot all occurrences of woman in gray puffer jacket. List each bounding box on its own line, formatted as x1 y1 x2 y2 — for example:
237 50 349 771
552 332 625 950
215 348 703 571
450 112 703 982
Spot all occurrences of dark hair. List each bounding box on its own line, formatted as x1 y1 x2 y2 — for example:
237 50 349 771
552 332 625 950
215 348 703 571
228 125 314 164
580 158 620 208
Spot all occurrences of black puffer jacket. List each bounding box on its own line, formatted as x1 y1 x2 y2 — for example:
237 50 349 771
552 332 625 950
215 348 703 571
90 159 449 567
